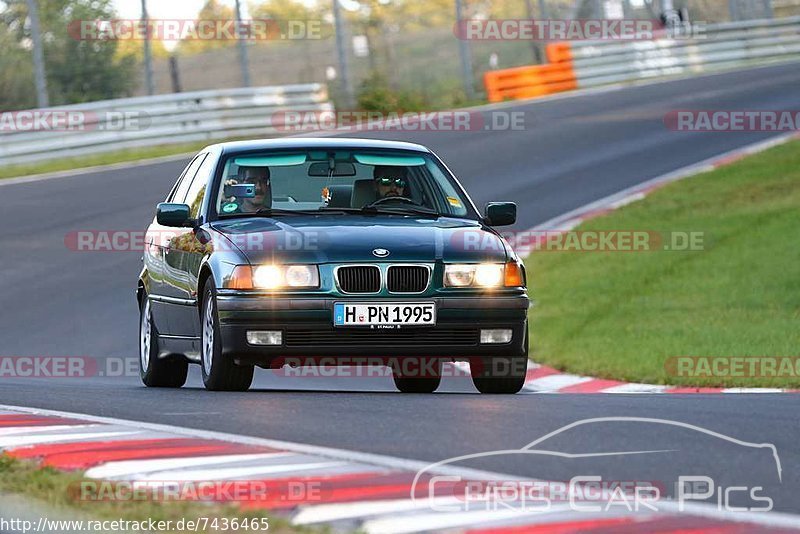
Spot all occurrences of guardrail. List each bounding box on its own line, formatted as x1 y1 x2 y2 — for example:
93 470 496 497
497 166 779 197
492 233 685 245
483 16 800 102
0 84 332 166
484 43 576 102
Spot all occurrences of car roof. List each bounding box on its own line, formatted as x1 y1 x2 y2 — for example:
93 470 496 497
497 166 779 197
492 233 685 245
207 137 432 155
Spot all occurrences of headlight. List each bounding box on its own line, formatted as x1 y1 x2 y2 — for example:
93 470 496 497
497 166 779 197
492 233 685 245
253 265 283 289
226 265 319 289
474 264 503 287
443 264 475 287
444 263 524 288
445 263 502 287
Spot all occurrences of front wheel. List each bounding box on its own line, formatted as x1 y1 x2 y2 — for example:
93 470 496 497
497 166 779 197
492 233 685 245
470 331 528 394
201 279 254 391
392 358 442 393
139 296 188 388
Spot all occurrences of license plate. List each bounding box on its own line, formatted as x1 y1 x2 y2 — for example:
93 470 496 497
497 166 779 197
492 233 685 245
334 302 436 326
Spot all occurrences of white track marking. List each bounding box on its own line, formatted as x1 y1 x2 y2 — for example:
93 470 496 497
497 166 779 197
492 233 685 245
0 404 518 482
131 461 348 482
0 424 99 436
525 374 593 392
0 431 138 448
722 388 786 394
292 497 465 525
601 384 670 394
85 452 294 479
361 505 574 534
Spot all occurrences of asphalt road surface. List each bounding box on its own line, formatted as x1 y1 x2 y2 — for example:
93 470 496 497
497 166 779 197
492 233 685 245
1 63 799 514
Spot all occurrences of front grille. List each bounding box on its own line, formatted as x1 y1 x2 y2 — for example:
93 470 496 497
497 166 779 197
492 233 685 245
284 328 478 347
337 266 381 293
387 265 429 293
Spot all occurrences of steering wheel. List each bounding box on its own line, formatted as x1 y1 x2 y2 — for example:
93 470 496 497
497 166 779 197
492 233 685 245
366 196 419 208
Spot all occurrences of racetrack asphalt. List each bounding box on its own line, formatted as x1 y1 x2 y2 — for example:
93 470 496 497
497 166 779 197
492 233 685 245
1 63 799 514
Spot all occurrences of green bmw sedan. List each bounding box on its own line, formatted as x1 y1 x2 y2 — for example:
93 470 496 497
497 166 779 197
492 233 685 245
138 138 529 394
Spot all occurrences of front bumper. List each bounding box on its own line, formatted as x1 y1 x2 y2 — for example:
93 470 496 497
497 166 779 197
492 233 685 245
217 294 529 364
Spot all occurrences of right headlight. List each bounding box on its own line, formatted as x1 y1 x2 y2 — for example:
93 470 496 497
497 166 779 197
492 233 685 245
225 264 320 290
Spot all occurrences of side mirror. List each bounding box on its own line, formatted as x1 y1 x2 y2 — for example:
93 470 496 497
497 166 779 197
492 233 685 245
156 203 192 227
484 202 516 226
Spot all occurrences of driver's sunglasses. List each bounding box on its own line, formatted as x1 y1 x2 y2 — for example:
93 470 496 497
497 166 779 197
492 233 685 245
377 177 406 187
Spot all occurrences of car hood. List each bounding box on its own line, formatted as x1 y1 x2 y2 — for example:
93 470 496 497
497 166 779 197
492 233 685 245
210 215 510 264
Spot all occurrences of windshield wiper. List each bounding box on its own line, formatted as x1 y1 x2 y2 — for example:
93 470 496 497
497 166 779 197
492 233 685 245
317 206 441 217
360 205 442 218
219 207 340 218
219 206 442 219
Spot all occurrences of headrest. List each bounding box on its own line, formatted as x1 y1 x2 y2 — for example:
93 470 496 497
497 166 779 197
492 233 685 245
326 184 353 208
351 179 377 208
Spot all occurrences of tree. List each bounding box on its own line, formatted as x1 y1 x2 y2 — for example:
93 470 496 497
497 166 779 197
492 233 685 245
0 0 138 110
250 0 323 21
0 23 36 111
175 0 236 54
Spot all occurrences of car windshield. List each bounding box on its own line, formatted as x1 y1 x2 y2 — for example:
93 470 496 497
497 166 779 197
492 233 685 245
214 149 472 218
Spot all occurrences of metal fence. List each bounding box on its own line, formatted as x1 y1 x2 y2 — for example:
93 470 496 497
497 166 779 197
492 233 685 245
569 16 800 88
0 84 331 166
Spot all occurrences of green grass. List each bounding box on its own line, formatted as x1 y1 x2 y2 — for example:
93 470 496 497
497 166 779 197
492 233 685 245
0 142 211 180
526 140 800 388
0 455 315 533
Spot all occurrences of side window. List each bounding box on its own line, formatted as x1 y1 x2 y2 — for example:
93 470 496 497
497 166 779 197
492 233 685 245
185 153 217 219
171 153 207 203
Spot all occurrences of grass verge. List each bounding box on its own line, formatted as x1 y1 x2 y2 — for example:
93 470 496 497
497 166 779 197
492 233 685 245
0 142 211 181
526 140 800 388
0 455 313 533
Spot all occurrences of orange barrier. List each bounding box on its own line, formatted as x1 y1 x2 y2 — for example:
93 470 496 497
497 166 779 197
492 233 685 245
483 42 576 103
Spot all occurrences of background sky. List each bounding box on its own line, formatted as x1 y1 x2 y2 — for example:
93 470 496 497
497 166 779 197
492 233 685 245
112 0 242 20
110 0 336 20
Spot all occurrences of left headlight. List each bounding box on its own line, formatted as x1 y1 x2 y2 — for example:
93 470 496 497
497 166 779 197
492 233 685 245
444 262 524 288
225 265 320 289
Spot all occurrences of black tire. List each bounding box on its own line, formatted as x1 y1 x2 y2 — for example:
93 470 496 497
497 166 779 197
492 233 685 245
200 279 254 391
139 295 188 388
471 330 528 394
392 358 442 393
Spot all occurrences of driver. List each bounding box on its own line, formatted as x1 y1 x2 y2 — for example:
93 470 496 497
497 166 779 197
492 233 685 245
238 166 271 213
373 165 409 200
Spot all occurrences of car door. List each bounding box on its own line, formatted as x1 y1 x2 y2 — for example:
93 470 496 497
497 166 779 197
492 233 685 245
164 152 217 338
146 153 205 335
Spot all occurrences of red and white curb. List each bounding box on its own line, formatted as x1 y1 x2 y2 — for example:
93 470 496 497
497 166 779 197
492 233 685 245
2 405 799 533
519 361 799 394
511 131 800 395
